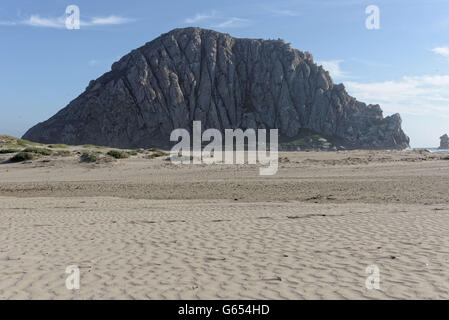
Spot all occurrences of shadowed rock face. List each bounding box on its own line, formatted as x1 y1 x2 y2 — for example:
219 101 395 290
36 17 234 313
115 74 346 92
23 27 410 149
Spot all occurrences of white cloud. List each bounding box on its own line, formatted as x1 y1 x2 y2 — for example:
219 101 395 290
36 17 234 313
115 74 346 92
0 21 17 26
0 14 134 29
431 46 449 59
211 17 250 28
89 15 134 26
185 11 218 24
318 60 348 79
185 11 249 28
22 15 65 28
345 75 449 118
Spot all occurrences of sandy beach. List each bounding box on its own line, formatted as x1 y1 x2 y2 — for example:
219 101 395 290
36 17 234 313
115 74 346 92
3 0 449 304
1 148 449 299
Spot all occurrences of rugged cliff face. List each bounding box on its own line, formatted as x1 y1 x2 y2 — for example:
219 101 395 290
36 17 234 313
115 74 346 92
23 27 410 149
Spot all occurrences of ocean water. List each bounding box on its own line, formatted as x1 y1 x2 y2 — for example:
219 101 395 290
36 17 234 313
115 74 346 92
414 148 449 153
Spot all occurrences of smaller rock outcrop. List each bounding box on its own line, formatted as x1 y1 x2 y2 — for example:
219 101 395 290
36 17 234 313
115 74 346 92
439 134 449 149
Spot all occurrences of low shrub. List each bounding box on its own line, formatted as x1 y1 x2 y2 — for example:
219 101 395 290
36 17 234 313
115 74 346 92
49 144 68 148
147 148 169 159
9 152 34 162
82 144 106 149
22 147 53 156
107 150 130 159
16 138 42 146
0 149 20 154
80 152 99 163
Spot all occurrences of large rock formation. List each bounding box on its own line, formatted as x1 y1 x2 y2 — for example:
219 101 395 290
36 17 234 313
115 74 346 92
440 134 449 149
23 27 410 149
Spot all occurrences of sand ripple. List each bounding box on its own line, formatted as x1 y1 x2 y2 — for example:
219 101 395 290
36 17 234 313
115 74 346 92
1 197 448 299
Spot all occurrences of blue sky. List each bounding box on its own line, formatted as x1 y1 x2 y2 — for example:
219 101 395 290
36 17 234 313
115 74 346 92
1 0 448 147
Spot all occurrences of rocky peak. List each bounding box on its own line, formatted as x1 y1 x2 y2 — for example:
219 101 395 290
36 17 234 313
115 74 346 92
22 27 410 149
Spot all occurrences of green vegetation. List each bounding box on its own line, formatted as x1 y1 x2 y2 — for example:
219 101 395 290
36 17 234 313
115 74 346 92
9 152 34 162
16 138 42 147
0 148 20 154
106 150 130 159
0 135 42 149
147 149 169 159
82 144 107 149
48 144 68 148
21 147 53 156
281 134 325 147
279 129 331 149
280 138 308 147
127 150 138 156
80 151 100 163
147 147 166 152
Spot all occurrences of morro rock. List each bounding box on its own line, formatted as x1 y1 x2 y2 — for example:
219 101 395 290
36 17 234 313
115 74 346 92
23 27 410 149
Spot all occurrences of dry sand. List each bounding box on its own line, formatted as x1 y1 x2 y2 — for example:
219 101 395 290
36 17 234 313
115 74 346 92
1 148 449 299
